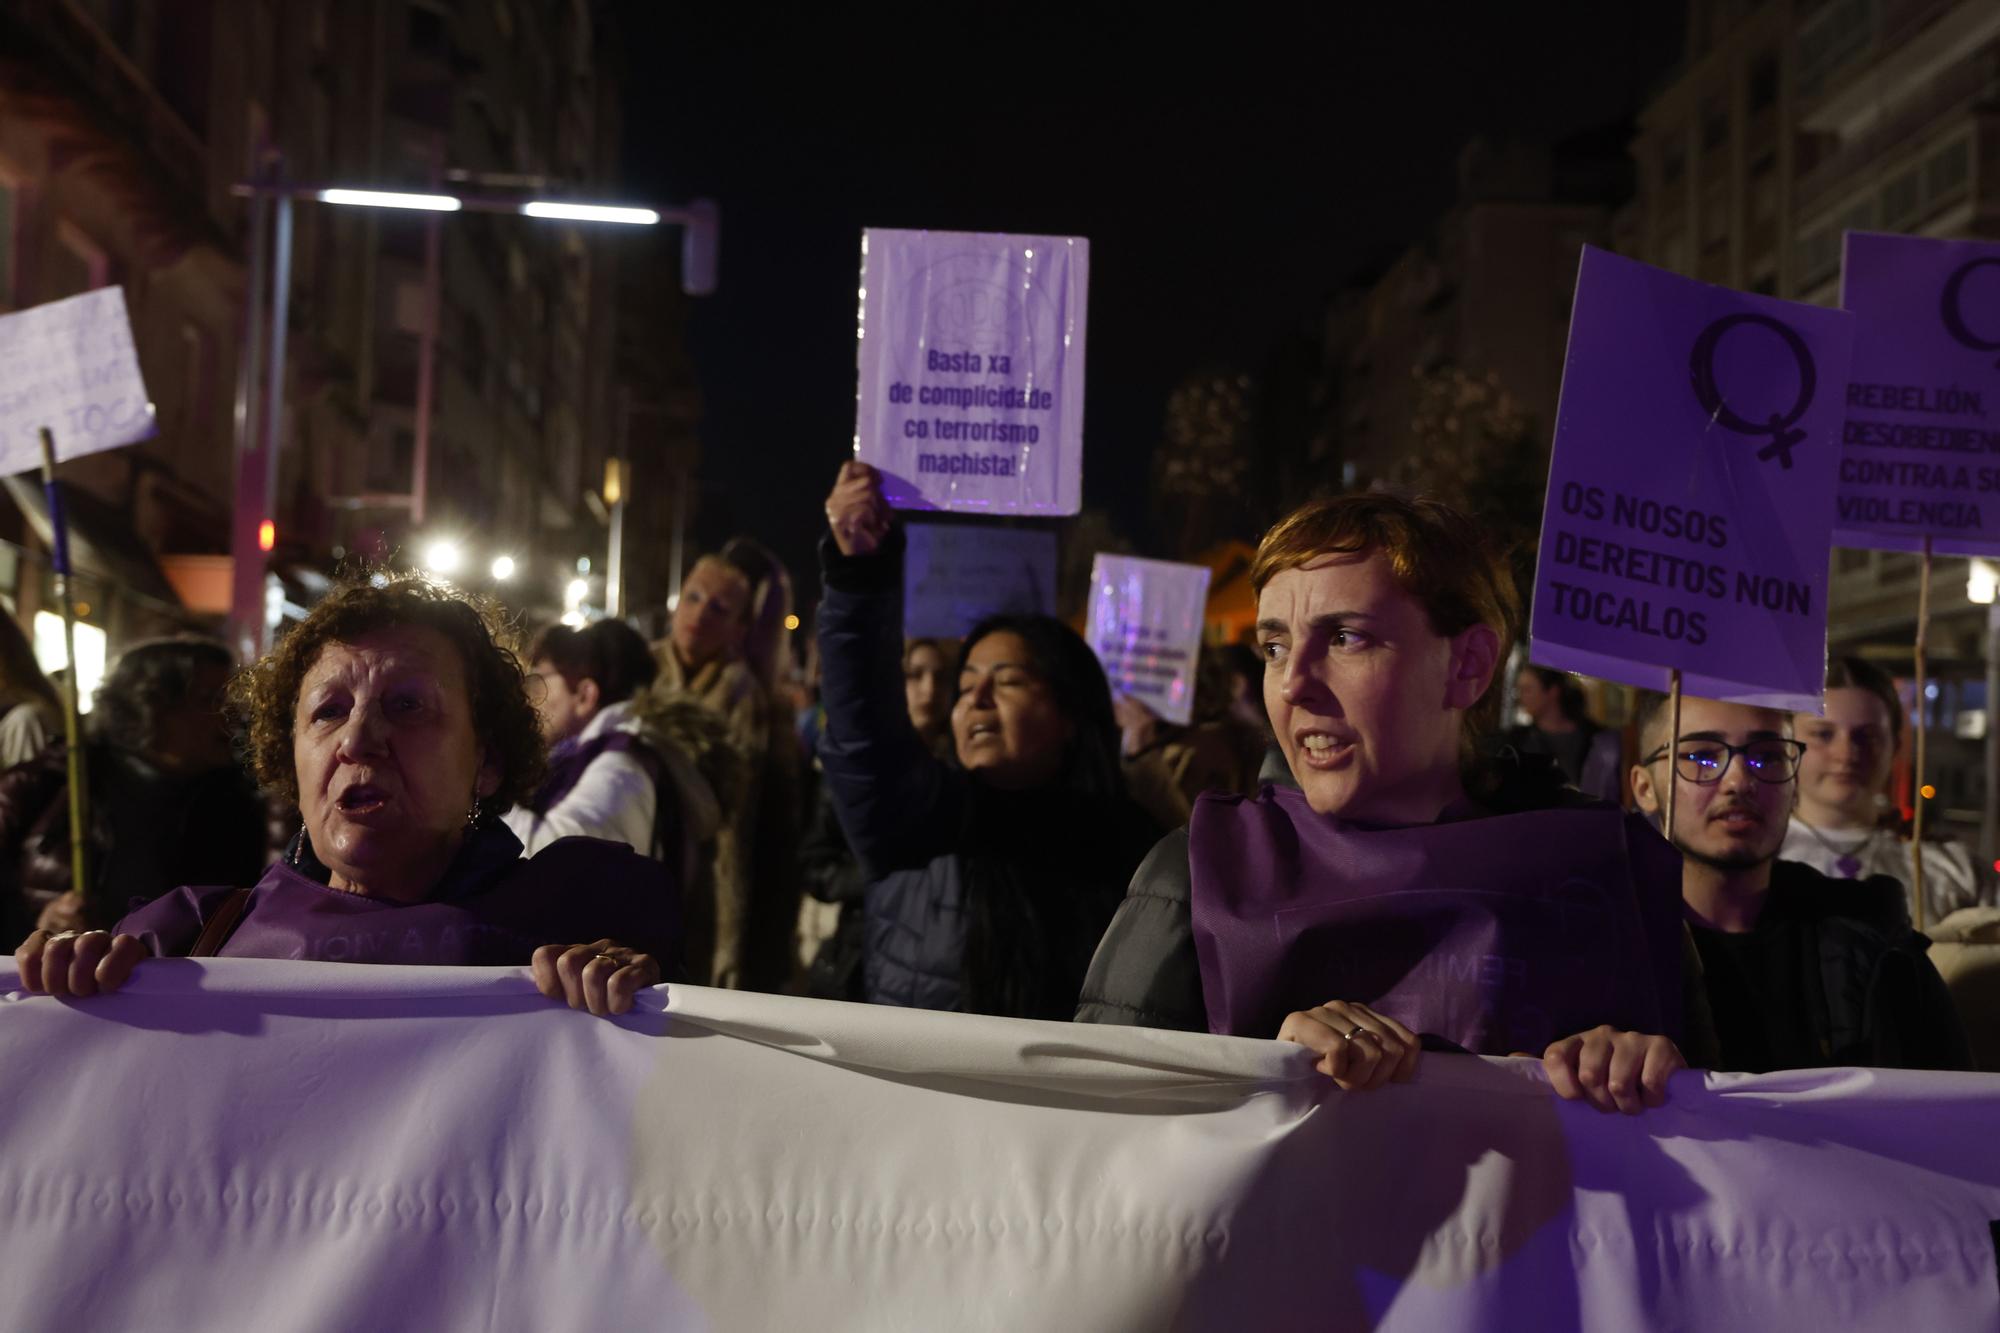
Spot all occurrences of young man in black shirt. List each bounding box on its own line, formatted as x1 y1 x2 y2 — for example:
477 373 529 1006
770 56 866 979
1628 691 1970 1074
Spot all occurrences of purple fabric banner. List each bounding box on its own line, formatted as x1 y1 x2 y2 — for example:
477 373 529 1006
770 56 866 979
855 228 1087 515
1530 247 1853 709
1836 231 2000 556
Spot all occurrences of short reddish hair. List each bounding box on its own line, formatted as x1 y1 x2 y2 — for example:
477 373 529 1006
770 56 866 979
1250 491 1519 737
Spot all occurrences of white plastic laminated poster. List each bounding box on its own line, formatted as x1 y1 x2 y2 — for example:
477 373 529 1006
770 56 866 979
855 228 1087 515
1089 553 1211 725
0 287 157 470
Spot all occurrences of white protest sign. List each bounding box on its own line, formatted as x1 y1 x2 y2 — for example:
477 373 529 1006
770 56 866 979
856 228 1087 515
902 521 1057 639
1088 554 1211 726
0 288 157 471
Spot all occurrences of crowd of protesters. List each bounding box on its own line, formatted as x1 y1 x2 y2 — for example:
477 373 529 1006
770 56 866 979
8 457 1997 1092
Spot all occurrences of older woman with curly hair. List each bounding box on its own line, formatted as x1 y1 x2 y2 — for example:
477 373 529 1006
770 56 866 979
13 575 676 1016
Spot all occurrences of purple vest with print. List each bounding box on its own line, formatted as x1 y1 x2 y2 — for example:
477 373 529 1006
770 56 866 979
1188 786 1685 1054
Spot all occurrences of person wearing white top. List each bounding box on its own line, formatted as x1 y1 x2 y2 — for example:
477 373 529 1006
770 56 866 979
1783 656 1991 929
507 621 664 858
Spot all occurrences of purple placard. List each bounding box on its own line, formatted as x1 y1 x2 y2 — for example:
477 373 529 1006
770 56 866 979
855 228 1087 515
1530 247 1852 709
902 521 1057 639
1836 232 2000 556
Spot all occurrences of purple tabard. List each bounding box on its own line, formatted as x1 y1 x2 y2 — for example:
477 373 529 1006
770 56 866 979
1188 786 1685 1054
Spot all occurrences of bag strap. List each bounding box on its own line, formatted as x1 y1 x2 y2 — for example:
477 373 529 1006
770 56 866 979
189 887 254 958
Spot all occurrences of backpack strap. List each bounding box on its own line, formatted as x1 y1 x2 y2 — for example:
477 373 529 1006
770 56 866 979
189 887 254 958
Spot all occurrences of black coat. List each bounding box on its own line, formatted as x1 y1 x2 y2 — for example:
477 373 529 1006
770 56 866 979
0 741 268 949
815 533 1159 1018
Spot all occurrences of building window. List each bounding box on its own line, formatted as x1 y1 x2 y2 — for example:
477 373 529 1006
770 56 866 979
1796 224 1839 287
1797 0 1877 98
1749 152 1778 222
1880 167 1921 229
1925 136 1971 203
1749 52 1779 112
1702 181 1732 252
1702 96 1730 153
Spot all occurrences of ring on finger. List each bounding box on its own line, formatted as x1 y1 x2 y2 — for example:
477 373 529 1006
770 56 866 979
1342 1025 1372 1041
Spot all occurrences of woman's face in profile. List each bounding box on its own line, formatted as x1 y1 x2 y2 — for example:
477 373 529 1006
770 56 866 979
952 631 1072 791
904 643 951 739
291 623 498 898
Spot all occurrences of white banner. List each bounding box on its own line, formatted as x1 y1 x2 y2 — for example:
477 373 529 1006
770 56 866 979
0 287 157 471
2 961 1997 1331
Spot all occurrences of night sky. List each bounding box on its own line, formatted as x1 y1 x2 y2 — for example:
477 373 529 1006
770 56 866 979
618 6 1685 597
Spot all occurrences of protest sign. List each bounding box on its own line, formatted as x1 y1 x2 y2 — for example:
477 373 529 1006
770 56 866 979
1530 247 1852 710
1835 231 2000 555
902 521 1057 639
0 288 157 471
1088 553 1210 725
855 228 1087 516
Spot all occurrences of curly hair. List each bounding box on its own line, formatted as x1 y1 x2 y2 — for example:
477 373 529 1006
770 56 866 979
226 573 548 809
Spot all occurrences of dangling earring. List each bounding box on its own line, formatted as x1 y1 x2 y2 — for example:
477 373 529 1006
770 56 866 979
465 794 483 828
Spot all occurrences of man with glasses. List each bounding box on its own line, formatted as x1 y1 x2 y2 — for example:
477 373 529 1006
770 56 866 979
1630 692 1969 1073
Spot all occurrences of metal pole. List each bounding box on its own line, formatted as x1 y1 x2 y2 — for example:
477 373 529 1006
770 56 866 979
607 474 625 619
668 466 686 611
411 142 445 527
1984 602 1999 884
39 429 88 904
255 190 293 652
1911 536 1933 933
227 184 272 662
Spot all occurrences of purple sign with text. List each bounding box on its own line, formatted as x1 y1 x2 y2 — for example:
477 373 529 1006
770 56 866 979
855 228 1087 515
0 288 157 471
1836 231 2000 555
903 521 1057 639
1530 247 1852 709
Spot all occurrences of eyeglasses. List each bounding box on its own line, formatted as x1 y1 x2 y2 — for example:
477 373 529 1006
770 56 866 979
1641 738 1806 785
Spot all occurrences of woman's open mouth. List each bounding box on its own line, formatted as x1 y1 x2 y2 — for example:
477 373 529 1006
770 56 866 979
1295 730 1356 770
337 784 391 817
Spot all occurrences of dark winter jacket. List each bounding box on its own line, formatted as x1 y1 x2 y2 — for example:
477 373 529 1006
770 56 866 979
1692 858 1972 1073
0 741 267 949
816 532 1159 1018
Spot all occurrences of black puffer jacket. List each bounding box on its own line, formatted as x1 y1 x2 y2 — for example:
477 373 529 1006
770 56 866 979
816 532 1159 1018
0 741 268 948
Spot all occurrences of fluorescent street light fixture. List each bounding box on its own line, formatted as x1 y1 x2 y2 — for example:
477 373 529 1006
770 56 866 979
318 188 463 212
521 201 659 225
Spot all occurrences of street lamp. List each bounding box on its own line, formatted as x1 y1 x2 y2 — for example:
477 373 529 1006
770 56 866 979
424 540 462 577
225 170 719 657
490 554 516 581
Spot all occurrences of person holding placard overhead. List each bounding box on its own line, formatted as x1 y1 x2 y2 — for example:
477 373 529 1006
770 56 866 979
1078 492 1703 1114
817 461 1160 1019
1628 691 1970 1074
1780 656 1989 927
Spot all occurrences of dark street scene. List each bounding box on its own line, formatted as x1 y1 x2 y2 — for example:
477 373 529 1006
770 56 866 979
1 2 1998 1328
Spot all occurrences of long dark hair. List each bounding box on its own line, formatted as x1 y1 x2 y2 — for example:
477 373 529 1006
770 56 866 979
954 613 1133 1018
954 613 1125 800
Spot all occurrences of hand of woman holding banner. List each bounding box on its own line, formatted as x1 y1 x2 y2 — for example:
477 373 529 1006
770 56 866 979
530 939 661 1017
1277 1000 1422 1091
825 461 893 557
14 928 150 997
1539 1026 1686 1114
